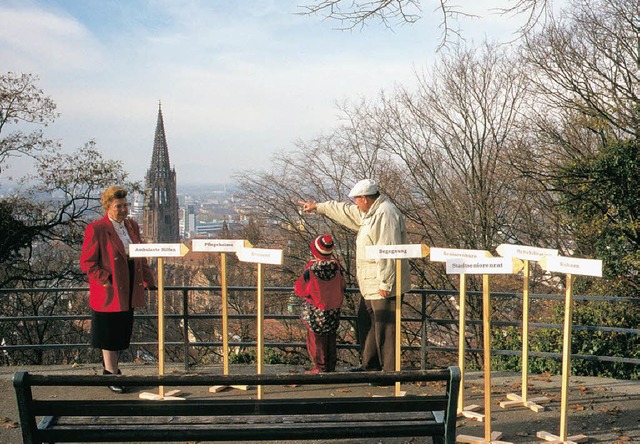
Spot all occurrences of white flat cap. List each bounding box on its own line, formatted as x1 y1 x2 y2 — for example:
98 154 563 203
348 179 379 197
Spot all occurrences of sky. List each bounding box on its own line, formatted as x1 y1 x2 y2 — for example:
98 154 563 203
1 0 533 186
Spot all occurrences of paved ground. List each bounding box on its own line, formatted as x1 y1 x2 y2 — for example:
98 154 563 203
1 363 638 443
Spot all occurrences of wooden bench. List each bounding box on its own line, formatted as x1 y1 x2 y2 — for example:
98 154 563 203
14 366 460 444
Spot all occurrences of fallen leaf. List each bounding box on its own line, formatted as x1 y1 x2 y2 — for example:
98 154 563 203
3 423 17 429
599 406 621 416
570 404 585 410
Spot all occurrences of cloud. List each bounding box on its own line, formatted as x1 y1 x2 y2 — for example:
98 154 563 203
0 3 105 74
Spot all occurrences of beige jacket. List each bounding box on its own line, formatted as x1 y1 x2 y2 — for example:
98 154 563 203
317 195 411 300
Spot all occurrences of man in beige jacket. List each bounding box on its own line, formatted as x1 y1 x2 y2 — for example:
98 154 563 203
299 179 411 374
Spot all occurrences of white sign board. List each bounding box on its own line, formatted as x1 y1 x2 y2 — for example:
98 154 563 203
365 244 429 259
446 257 524 275
129 243 189 258
539 256 602 277
430 247 492 262
236 248 283 265
496 244 559 262
191 239 248 253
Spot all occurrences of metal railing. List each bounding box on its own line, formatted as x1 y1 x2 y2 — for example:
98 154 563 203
0 286 638 372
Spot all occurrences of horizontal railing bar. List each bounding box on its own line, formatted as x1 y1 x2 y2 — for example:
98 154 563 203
1 286 639 304
3 341 638 365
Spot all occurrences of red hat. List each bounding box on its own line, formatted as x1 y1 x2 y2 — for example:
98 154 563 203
311 234 334 259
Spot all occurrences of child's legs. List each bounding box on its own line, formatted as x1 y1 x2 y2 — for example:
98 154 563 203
306 329 329 372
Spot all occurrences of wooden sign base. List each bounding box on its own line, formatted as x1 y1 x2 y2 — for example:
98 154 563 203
373 391 407 398
139 389 184 401
456 431 511 443
458 404 484 421
209 384 250 393
500 393 549 412
536 431 589 443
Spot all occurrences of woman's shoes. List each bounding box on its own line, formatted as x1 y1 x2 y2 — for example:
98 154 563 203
103 368 126 394
108 384 125 394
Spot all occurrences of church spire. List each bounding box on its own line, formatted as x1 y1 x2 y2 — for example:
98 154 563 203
143 102 179 243
148 102 172 179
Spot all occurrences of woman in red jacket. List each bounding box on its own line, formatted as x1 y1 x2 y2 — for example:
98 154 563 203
80 186 155 393
294 235 346 374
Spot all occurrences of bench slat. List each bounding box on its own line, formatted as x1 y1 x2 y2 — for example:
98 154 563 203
41 410 438 426
32 396 449 417
38 419 446 442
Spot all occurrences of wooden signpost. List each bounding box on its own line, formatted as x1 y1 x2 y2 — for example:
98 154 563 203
129 243 190 401
235 246 283 400
536 255 602 444
365 244 429 397
447 256 524 444
191 239 252 393
496 244 559 413
429 247 492 421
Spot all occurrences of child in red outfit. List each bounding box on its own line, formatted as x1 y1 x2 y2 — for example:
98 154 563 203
294 235 346 374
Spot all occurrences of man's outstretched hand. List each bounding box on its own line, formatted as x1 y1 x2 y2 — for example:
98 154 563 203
298 200 317 213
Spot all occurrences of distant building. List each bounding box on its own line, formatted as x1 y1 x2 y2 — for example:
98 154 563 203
142 103 180 242
128 192 144 225
185 203 197 237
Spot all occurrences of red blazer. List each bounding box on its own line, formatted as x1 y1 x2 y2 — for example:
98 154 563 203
80 215 155 312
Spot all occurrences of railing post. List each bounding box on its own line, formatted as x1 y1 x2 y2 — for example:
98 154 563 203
183 289 189 372
421 290 427 370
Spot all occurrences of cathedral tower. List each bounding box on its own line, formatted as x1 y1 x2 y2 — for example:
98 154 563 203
142 103 179 242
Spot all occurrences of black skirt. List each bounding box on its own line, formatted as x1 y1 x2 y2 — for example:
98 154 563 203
90 258 136 351
90 309 134 351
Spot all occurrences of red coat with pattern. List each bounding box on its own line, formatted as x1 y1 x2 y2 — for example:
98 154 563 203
294 259 345 310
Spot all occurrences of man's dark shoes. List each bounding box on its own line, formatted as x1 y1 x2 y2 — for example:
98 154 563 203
103 369 126 394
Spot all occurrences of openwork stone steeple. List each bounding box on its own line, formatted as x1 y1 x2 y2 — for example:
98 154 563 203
142 103 179 243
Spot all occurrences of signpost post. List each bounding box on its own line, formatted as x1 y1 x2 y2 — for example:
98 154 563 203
191 239 252 393
536 256 602 444
365 244 429 397
430 248 492 420
129 243 190 401
235 246 283 400
447 256 523 444
496 244 559 413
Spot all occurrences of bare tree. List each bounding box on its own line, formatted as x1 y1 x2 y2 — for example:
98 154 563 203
234 42 560 366
523 0 639 140
297 0 554 48
0 72 58 175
